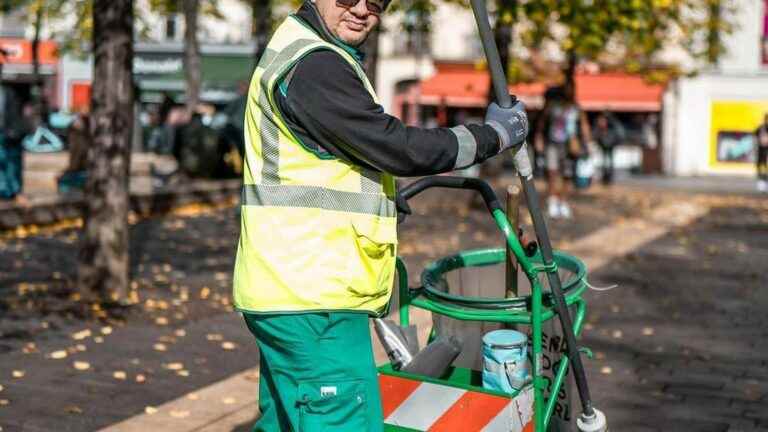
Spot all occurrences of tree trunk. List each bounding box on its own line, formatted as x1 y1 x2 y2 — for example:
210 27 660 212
564 49 577 102
31 1 48 127
77 0 134 304
362 26 380 88
183 0 201 114
251 0 272 64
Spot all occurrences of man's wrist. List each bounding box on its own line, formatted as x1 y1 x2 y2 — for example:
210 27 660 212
486 120 509 151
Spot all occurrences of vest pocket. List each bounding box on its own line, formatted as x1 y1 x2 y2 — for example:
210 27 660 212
348 220 397 298
297 379 369 431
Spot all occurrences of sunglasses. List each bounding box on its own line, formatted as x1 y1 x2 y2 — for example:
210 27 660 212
336 0 389 15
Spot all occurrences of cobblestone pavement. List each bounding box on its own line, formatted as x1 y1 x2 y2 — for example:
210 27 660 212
583 196 768 431
0 178 766 431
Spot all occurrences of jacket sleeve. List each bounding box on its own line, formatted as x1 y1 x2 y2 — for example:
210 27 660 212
276 50 500 177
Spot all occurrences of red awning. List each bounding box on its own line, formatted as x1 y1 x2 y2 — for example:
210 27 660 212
417 63 664 112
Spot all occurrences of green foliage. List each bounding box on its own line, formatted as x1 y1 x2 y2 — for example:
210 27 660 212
515 0 736 78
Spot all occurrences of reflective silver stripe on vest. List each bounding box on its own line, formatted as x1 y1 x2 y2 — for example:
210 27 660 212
260 39 319 91
242 184 396 217
257 48 278 69
259 91 281 184
360 168 382 193
450 125 477 169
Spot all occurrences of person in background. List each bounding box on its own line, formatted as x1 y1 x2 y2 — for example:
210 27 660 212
0 54 29 201
57 111 90 194
535 86 588 219
755 112 768 193
592 111 625 185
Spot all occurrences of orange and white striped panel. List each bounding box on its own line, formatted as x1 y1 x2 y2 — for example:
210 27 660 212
379 374 534 432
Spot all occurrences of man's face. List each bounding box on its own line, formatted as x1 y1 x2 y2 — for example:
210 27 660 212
314 0 380 46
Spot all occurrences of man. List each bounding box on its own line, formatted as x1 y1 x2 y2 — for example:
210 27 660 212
232 0 528 430
592 111 624 185
534 86 589 219
756 113 768 192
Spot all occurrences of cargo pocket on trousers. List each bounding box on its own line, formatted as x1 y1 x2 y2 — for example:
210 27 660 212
297 379 369 432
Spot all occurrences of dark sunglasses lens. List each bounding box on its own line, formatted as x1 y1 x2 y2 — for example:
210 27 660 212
336 0 358 7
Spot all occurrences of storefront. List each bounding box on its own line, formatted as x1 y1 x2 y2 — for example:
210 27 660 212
662 1 768 176
394 62 665 172
59 42 255 112
0 38 59 108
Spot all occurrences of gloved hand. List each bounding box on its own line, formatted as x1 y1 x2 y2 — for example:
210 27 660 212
485 98 529 153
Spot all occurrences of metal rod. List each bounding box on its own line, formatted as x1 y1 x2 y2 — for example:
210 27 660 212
468 0 595 417
505 185 521 298
520 178 594 415
469 0 512 108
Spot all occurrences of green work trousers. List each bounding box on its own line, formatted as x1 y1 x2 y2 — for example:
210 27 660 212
243 312 384 432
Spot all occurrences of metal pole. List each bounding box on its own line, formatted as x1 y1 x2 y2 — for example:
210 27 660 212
469 0 512 109
505 185 521 298
468 0 595 417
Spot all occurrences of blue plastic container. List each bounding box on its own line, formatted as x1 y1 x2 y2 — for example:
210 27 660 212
481 329 530 394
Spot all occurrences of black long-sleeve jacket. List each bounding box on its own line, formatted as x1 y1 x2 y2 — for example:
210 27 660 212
272 2 501 177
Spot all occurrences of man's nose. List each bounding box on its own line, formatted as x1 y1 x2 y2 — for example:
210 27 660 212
349 0 369 17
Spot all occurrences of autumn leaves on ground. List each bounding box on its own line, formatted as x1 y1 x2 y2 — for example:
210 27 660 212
1 180 767 431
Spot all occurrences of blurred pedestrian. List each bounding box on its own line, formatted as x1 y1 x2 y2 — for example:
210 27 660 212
57 111 90 194
592 111 625 184
755 112 768 193
0 56 28 201
535 85 588 219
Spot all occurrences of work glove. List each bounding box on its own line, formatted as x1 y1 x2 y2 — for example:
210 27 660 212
485 98 529 153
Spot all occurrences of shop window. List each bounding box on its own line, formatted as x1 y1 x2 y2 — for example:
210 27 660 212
165 15 179 40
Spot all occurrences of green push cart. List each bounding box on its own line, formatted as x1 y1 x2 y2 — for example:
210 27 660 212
379 176 590 432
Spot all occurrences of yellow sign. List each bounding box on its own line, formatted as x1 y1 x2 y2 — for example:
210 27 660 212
709 100 768 170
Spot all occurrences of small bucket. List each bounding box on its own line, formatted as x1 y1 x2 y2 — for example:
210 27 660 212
482 329 529 394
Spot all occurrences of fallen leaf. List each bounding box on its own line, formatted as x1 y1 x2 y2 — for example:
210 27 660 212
145 406 158 415
135 374 146 383
170 409 190 418
75 344 87 352
153 343 167 352
642 327 655 336
0 385 3 392
12 370 24 378
50 350 68 360
113 371 127 380
71 329 92 340
155 317 169 326
73 361 90 371
101 326 113 335
0 399 8 406
65 405 83 414
600 366 612 375
93 336 104 344
174 329 186 337
164 362 184 371
200 287 211 299
176 370 189 377
206 334 223 341
611 330 623 339
221 342 237 350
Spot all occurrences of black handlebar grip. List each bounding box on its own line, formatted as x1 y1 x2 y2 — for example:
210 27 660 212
397 176 502 221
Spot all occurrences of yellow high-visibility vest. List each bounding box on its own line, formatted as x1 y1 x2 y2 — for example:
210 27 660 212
233 15 398 314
